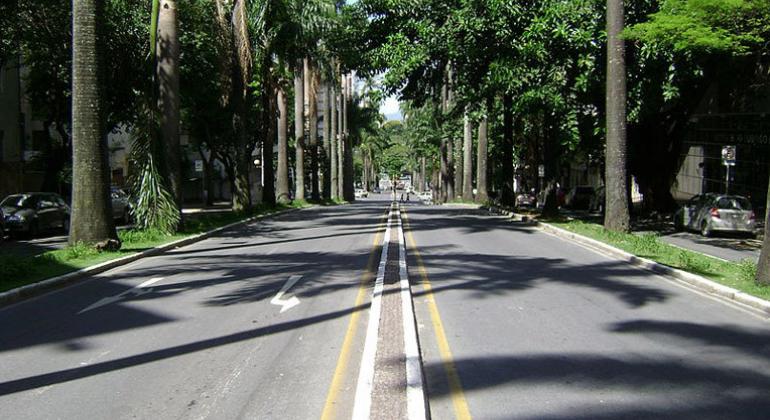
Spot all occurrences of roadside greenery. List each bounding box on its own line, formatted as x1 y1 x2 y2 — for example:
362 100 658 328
547 219 769 300
0 204 301 293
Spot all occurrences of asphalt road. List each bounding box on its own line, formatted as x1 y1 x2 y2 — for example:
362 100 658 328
403 203 770 419
0 202 388 419
2 197 769 419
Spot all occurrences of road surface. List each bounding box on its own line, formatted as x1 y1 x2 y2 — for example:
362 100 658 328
1 196 769 419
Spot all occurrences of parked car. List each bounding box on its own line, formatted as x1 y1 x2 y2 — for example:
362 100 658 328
111 187 132 223
565 186 595 210
674 193 756 237
418 190 433 202
1 193 70 237
515 193 536 208
354 188 368 198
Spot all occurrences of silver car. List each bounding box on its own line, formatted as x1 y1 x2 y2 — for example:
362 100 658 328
111 187 131 224
674 193 756 237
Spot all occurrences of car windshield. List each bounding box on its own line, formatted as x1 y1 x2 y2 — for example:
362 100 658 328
717 196 752 211
0 195 32 209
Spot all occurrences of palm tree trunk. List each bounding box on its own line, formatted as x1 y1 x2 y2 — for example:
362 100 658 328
276 85 290 204
306 59 320 201
262 76 277 206
261 58 276 206
440 139 449 202
343 74 354 201
454 135 463 200
337 76 344 198
476 111 489 203
157 0 182 216
70 0 117 245
501 94 515 207
462 109 474 201
322 80 331 200
330 82 339 199
294 61 305 201
605 0 631 232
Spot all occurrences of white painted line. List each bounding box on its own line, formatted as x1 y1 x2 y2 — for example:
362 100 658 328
78 277 164 314
396 205 427 420
352 204 393 420
270 275 303 313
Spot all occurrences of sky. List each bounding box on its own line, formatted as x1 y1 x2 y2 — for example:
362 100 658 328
380 95 402 121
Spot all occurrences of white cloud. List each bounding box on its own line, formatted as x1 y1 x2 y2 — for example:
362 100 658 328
380 96 402 120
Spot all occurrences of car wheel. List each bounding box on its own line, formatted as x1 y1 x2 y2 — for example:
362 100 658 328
700 221 712 237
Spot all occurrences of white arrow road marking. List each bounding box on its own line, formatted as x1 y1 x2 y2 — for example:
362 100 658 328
78 277 164 314
270 275 303 313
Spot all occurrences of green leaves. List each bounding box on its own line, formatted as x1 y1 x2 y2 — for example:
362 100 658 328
626 0 770 55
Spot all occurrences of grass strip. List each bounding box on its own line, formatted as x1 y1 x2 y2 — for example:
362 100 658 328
544 219 768 301
0 203 305 293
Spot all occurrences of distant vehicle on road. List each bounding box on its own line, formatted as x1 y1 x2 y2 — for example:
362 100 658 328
515 193 536 208
1 193 70 237
354 188 368 198
674 193 756 237
111 187 131 223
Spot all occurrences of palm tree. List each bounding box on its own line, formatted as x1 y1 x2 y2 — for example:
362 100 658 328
307 59 320 201
157 0 182 218
70 0 117 246
605 0 630 232
330 76 339 199
294 59 305 201
277 81 291 203
462 108 473 201
476 111 489 203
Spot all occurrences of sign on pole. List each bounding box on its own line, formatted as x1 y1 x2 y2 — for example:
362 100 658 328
194 160 204 172
721 145 736 166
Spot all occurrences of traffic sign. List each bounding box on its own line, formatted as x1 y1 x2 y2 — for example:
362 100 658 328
722 145 736 166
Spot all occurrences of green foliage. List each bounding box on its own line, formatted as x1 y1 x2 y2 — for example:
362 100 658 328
627 0 770 54
738 258 759 283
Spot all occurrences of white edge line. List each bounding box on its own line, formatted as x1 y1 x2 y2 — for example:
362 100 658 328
352 205 392 420
397 206 427 420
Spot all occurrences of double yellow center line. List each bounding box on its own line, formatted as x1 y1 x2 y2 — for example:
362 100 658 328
321 205 471 420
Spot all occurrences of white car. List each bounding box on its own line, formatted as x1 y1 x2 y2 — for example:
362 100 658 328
354 188 368 198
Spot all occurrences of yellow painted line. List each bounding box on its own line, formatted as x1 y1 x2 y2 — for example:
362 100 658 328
402 208 472 420
320 208 388 420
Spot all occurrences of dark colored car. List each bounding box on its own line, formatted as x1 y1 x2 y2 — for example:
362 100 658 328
565 186 595 210
1 193 70 237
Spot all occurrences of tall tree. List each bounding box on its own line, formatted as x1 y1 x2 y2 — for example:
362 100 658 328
604 0 631 232
330 79 339 199
462 108 474 201
476 110 488 203
157 0 182 217
277 83 291 203
294 60 306 201
307 60 321 201
70 0 118 246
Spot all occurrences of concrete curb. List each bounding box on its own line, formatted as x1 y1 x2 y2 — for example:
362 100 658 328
0 207 301 307
482 205 770 317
